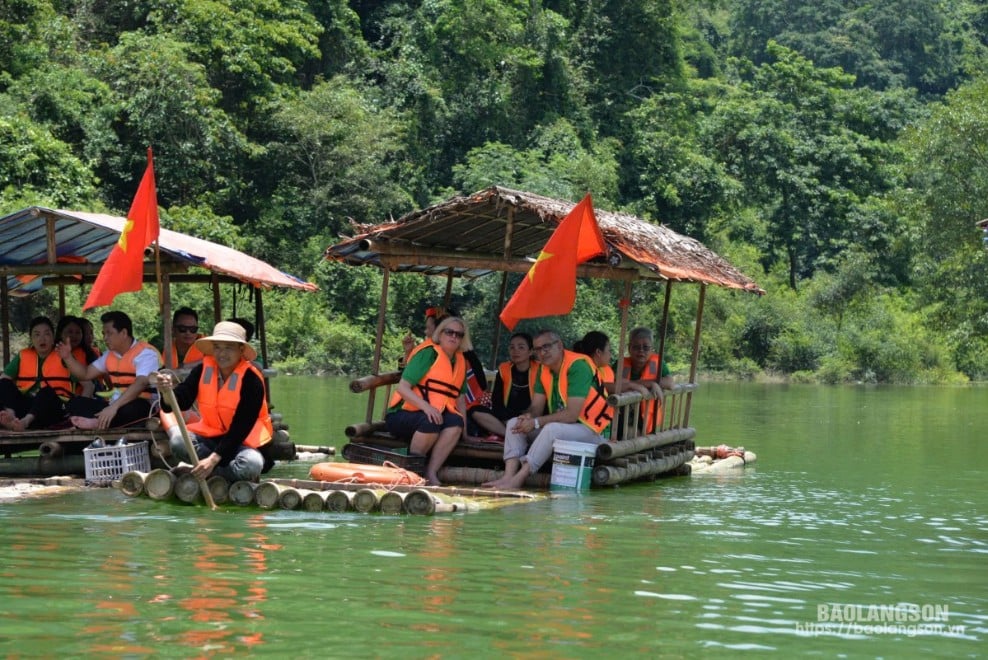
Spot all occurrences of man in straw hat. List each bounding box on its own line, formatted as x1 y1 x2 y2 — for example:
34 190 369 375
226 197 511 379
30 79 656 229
154 321 273 482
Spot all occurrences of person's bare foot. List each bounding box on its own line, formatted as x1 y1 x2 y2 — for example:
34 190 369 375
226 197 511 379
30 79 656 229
0 409 15 429
8 417 26 432
425 473 442 487
70 416 100 430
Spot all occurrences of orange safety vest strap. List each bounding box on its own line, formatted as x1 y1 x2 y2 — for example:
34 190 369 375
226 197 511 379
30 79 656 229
498 360 538 407
539 351 613 435
104 341 161 400
14 349 75 398
187 357 272 448
389 342 466 414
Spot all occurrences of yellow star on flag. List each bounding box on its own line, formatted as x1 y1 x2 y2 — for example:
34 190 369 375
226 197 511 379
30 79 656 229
118 218 134 251
527 250 554 282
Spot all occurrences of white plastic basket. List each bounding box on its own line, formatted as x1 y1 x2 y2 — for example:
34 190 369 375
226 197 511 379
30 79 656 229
84 441 151 485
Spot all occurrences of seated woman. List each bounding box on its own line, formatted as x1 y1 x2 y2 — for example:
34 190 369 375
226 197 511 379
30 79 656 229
386 316 471 486
574 331 616 391
56 315 98 398
0 316 75 431
468 332 536 440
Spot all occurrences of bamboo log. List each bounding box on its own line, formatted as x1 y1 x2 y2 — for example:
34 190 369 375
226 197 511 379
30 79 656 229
302 490 329 511
402 488 437 515
294 445 337 455
207 476 230 505
277 486 304 510
592 447 692 486
174 472 204 503
157 378 217 510
119 470 147 497
349 371 401 393
325 489 355 512
38 440 64 460
597 427 696 460
255 482 285 509
229 480 258 506
269 477 539 500
352 488 384 513
437 466 551 490
378 491 405 514
145 469 176 500
344 421 388 438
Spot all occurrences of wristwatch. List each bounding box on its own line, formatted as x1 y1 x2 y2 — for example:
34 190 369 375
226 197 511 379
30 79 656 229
533 417 540 430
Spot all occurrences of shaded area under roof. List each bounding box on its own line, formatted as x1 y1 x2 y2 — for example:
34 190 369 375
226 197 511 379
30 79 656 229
0 207 317 297
324 186 763 293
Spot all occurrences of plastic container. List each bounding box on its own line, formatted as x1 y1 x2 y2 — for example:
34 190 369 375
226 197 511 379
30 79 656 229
84 441 151 486
550 440 597 492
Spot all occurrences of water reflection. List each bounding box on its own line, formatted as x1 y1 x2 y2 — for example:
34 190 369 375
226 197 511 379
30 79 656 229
0 381 985 656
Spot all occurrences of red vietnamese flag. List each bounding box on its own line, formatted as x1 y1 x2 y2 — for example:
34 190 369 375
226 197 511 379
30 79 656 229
499 193 607 330
84 148 160 310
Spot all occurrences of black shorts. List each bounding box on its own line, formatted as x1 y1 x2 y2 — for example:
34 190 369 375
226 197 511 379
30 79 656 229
385 409 463 439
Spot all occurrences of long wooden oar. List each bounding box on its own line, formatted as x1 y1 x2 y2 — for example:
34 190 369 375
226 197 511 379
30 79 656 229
156 374 218 510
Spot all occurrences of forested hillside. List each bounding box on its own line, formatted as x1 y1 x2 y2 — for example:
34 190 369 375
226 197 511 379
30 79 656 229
2 0 986 382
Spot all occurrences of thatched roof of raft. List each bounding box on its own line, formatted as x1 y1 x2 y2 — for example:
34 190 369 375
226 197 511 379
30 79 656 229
324 186 763 293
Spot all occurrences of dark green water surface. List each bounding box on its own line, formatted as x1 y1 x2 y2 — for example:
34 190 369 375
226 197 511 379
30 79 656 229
1 379 985 657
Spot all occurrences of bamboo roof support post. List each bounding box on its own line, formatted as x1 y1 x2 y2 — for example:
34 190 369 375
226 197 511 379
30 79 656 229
161 274 175 369
685 284 706 427
367 268 391 423
2 275 9 364
211 273 222 323
614 280 632 394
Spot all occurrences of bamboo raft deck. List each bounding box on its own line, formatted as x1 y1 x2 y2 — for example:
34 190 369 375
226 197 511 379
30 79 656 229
346 370 701 487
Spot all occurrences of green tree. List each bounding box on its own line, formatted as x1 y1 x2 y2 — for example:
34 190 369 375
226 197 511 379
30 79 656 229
705 43 910 289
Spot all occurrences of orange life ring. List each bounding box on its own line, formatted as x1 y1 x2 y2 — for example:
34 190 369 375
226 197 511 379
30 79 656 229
309 461 426 486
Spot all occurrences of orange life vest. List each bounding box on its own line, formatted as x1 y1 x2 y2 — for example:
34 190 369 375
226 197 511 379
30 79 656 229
14 348 75 399
168 339 205 368
187 357 273 448
537 350 613 435
104 340 161 400
389 342 466 415
597 364 616 393
621 354 663 432
498 360 537 406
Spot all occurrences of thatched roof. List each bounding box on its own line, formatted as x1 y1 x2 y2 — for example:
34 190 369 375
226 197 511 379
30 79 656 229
324 186 763 293
0 207 317 297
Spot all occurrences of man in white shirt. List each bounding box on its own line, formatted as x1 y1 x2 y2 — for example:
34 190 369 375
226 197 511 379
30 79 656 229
60 310 162 429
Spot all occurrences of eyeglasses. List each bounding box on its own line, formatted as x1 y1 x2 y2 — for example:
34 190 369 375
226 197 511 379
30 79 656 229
631 344 652 352
442 329 465 338
533 340 560 354
175 325 199 333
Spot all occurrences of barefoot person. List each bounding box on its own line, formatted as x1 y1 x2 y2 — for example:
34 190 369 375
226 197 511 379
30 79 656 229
386 316 471 486
0 316 75 431
483 329 613 491
59 311 161 429
154 321 273 482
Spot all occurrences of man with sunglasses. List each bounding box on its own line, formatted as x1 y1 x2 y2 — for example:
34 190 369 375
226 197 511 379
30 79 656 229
483 329 613 490
167 306 205 369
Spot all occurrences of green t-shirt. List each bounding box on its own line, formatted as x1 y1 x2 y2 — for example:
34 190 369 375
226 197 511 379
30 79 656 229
389 346 466 413
534 358 596 414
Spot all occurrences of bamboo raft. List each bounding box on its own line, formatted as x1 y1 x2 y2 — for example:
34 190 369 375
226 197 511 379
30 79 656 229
117 470 543 515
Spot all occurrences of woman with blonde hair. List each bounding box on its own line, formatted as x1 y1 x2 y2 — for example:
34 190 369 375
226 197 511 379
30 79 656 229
386 316 471 485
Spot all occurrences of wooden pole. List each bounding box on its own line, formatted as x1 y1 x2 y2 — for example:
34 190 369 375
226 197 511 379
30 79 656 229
367 269 390 423
158 382 218 510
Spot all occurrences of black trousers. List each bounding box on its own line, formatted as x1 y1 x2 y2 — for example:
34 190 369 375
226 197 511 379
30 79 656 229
65 395 151 428
0 380 67 428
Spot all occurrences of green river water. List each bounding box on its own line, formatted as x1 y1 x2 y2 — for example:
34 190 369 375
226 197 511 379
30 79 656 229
0 379 984 658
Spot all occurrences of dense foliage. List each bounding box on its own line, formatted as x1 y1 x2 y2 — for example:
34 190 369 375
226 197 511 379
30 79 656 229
2 0 986 383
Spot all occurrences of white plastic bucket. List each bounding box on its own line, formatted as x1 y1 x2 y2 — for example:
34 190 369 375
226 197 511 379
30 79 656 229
550 440 597 492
